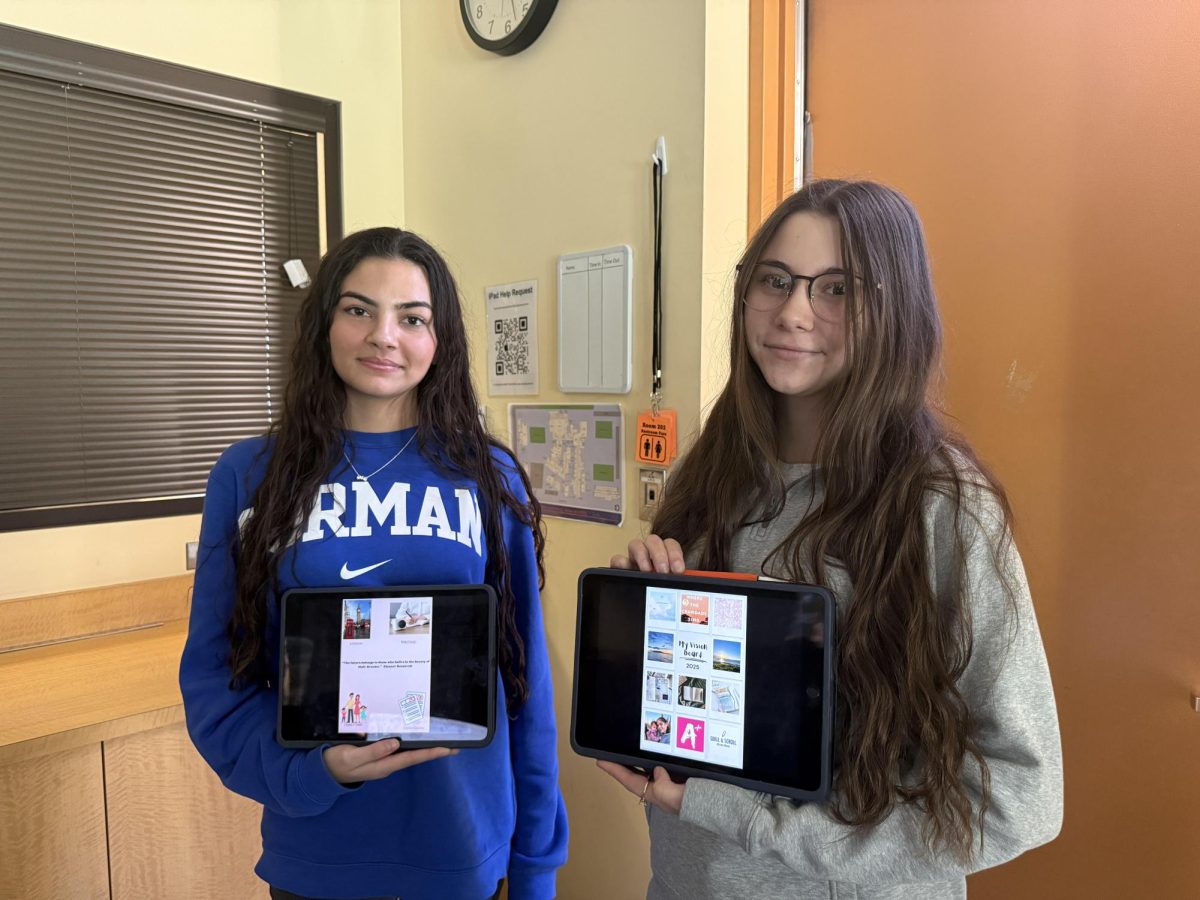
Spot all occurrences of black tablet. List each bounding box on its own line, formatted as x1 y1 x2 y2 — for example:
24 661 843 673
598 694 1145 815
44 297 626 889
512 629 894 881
571 568 835 801
278 585 496 749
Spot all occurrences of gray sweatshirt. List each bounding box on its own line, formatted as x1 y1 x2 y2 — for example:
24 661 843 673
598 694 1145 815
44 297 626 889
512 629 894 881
647 464 1063 899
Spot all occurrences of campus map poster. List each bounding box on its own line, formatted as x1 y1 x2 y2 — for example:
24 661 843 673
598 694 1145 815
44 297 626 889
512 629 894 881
338 597 433 734
639 584 748 768
509 403 623 525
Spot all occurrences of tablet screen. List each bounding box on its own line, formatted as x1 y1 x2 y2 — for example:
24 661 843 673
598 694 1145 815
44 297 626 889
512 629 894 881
278 585 496 748
572 569 833 800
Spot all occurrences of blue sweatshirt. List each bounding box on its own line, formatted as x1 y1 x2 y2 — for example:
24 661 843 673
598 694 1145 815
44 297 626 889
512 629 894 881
179 428 568 899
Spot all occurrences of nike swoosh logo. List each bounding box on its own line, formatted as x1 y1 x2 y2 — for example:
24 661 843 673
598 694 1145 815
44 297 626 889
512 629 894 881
340 559 392 580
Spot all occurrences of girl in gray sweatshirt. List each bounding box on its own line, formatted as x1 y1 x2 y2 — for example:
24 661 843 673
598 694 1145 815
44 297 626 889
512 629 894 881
605 179 1063 899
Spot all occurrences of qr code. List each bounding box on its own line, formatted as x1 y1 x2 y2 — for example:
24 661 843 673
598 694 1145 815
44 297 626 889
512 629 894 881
493 316 530 376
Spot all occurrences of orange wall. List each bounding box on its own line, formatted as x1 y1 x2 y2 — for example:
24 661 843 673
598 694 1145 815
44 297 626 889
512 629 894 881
808 1 1200 897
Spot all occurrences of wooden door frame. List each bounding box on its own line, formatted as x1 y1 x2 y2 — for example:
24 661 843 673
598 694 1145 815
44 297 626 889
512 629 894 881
748 0 801 234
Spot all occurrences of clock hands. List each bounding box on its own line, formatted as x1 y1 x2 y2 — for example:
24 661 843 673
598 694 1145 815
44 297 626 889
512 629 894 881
462 0 554 54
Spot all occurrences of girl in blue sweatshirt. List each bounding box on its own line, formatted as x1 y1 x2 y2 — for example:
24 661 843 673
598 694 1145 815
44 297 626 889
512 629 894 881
179 227 568 900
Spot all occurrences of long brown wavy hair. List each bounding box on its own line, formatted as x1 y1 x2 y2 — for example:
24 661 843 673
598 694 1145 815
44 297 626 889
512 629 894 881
654 180 1013 858
227 228 545 710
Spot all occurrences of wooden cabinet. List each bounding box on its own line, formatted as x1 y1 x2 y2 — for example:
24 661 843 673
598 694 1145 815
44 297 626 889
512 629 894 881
106 723 267 900
0 744 108 900
0 723 266 900
0 578 267 899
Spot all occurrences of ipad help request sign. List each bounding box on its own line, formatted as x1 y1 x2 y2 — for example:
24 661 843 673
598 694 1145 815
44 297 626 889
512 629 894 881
641 585 747 768
338 597 433 734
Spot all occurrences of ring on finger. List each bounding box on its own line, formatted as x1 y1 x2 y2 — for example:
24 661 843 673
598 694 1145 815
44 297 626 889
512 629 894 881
638 777 651 807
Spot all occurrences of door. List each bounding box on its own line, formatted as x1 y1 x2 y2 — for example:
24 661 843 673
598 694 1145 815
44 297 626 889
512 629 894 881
807 1 1200 896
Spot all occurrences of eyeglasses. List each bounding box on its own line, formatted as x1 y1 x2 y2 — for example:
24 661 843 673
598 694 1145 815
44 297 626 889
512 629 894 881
737 263 860 322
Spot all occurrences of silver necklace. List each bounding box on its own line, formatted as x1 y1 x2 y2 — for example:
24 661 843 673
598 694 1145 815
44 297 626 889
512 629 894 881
342 431 417 482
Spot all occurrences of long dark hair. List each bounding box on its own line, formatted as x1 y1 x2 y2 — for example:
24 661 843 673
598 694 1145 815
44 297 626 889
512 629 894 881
228 227 544 709
654 180 1012 858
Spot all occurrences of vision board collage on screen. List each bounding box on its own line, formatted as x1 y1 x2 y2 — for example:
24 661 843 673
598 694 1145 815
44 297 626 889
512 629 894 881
640 584 747 768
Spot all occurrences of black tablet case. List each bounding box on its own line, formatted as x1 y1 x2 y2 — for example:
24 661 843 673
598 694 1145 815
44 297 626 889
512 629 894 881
571 568 835 802
277 584 496 749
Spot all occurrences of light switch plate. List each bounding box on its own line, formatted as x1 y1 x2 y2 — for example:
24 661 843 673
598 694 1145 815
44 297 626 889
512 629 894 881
638 468 666 522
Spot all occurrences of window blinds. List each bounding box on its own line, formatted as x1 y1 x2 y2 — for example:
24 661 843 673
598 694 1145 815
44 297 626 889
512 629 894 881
0 68 321 527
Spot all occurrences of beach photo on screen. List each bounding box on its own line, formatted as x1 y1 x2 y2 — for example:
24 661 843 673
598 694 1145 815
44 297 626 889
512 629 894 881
647 630 674 664
712 638 742 674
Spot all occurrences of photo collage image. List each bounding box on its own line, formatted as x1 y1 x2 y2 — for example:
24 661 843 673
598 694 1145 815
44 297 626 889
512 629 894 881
338 597 434 734
640 584 747 768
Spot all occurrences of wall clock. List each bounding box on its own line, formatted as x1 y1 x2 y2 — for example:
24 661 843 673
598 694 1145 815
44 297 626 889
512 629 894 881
460 0 559 56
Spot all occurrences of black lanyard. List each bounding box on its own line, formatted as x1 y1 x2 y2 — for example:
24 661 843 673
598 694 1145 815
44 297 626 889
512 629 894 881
651 150 664 410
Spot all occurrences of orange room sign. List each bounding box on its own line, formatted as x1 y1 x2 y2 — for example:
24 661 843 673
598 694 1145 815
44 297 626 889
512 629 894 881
635 410 677 466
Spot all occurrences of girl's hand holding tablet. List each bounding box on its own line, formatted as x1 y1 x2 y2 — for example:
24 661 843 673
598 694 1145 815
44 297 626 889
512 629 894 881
602 536 688 814
323 740 458 785
610 535 685 574
596 761 684 816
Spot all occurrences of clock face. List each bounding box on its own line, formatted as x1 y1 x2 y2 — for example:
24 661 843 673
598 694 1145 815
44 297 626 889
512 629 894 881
465 0 530 41
460 0 558 56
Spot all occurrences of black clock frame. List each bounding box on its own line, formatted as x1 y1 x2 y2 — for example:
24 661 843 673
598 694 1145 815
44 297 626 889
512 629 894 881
460 0 559 56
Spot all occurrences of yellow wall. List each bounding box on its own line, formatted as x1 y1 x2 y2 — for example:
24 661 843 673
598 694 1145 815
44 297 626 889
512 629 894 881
399 2 745 896
0 4 748 895
0 0 406 600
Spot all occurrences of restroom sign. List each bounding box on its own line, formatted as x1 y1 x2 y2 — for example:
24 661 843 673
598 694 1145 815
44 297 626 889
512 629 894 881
636 410 677 465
